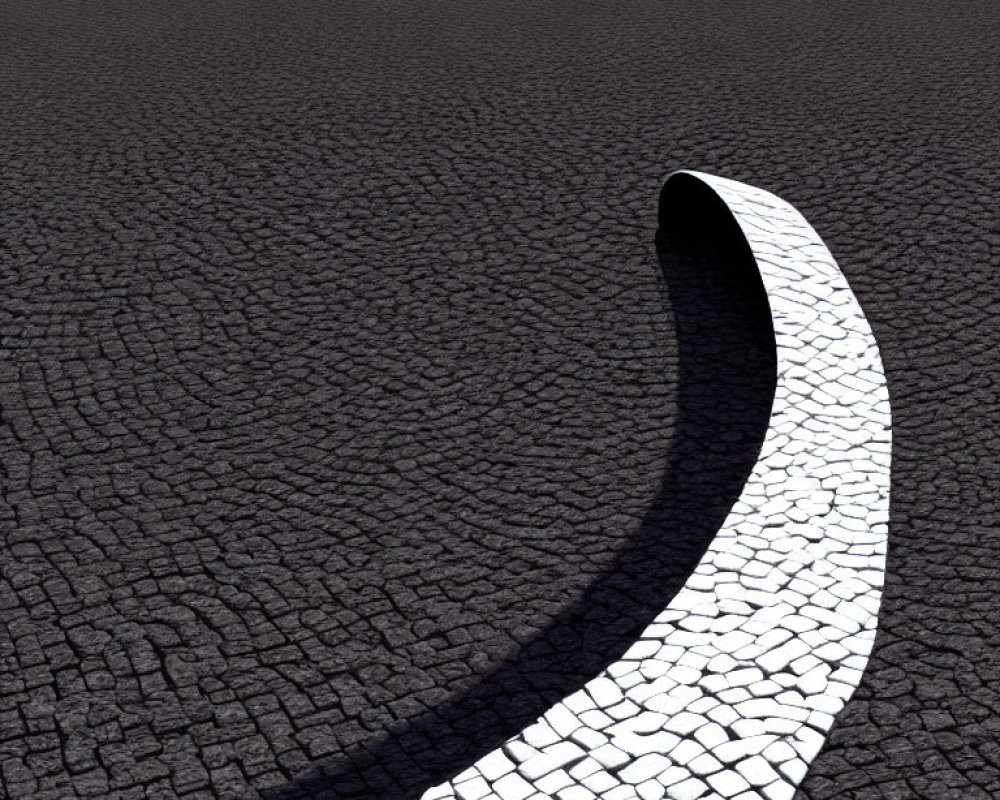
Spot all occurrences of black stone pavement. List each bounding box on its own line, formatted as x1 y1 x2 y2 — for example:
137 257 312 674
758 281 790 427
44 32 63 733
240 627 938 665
0 2 998 799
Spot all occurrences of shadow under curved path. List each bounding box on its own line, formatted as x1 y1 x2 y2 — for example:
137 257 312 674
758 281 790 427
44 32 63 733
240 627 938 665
262 178 777 799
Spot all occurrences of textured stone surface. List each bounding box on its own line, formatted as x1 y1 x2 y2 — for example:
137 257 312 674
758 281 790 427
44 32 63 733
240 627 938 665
1 2 999 799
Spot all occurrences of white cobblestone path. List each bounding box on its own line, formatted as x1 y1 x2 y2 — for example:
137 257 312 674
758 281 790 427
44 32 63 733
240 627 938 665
421 171 892 800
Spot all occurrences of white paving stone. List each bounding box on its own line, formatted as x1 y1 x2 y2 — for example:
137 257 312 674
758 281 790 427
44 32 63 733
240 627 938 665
517 742 585 781
636 778 665 800
670 777 710 800
536 769 574 795
619 753 673 784
480 750 517 781
735 755 781 787
492 772 534 800
706 769 752 798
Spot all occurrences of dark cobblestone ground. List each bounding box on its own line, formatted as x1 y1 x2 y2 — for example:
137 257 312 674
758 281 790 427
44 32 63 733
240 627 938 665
1 2 998 799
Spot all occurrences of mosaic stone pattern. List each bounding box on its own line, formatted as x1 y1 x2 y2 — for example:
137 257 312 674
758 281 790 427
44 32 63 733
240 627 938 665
421 172 892 800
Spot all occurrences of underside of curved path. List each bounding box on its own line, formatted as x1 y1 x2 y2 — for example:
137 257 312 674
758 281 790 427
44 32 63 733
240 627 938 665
422 172 892 800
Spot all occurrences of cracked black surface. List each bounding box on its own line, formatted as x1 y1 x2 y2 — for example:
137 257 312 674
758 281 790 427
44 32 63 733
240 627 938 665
1 2 998 799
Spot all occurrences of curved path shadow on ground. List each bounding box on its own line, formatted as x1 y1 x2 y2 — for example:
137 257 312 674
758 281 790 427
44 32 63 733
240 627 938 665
261 180 777 799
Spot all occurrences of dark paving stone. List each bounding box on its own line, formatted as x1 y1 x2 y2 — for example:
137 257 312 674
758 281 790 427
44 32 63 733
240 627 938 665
1 1 998 799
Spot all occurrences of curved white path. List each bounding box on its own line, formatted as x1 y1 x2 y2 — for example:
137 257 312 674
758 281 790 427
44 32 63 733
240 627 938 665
422 172 892 800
